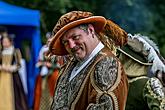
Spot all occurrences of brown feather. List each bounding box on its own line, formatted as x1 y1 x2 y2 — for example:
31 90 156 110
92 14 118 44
101 20 128 47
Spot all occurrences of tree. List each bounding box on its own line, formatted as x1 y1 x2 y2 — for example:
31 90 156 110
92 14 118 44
4 0 96 34
3 0 165 57
97 0 165 57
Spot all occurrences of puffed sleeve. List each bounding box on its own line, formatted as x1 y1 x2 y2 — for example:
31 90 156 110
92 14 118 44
9 48 22 72
143 77 165 110
87 56 128 110
15 48 22 67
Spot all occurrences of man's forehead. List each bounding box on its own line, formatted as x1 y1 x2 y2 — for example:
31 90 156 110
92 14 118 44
61 27 82 39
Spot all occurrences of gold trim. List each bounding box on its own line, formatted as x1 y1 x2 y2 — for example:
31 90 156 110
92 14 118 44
128 76 148 83
145 78 165 110
86 103 95 110
70 56 104 110
108 61 121 92
90 55 120 110
86 92 119 110
70 49 122 110
90 56 122 92
109 92 119 110
118 48 152 65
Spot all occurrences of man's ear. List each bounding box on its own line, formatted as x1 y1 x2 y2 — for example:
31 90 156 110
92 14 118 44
87 24 95 34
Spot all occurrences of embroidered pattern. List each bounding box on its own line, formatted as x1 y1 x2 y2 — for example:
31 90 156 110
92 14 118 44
150 77 165 97
51 63 74 110
87 94 114 110
51 58 94 110
94 57 118 91
144 77 165 110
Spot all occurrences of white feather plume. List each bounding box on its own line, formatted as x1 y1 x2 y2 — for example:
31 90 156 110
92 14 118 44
127 33 165 75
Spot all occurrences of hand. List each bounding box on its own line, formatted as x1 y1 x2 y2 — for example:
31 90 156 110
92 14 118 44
45 62 52 67
1 65 10 72
36 61 44 67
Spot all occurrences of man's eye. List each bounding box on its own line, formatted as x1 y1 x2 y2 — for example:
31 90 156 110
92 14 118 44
73 35 80 40
62 40 68 45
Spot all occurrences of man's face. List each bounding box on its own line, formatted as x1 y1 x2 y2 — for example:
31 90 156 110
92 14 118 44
61 25 98 61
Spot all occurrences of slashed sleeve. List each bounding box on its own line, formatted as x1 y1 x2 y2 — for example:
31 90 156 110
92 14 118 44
87 56 128 110
143 77 165 110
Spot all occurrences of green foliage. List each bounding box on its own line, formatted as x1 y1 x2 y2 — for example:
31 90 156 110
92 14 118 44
97 0 165 57
4 0 96 30
4 0 97 43
149 0 165 56
3 0 165 57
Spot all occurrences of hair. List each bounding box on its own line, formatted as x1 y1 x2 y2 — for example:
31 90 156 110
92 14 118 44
78 24 100 39
78 24 89 34
60 24 90 42
78 24 116 52
0 35 13 50
0 26 7 33
0 26 8 40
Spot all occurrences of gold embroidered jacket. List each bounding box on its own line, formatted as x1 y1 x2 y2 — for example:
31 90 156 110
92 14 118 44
51 47 128 110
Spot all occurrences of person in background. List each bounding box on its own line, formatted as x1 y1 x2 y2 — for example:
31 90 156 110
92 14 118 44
0 34 28 110
0 26 8 52
48 11 128 110
117 33 165 110
34 32 64 110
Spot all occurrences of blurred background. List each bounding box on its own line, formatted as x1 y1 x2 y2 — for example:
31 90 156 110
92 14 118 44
1 0 165 109
3 0 165 56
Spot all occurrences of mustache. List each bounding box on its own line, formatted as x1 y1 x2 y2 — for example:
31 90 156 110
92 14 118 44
71 46 81 53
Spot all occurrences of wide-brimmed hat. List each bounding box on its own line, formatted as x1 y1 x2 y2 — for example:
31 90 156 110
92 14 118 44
117 33 153 65
118 45 152 65
49 11 128 55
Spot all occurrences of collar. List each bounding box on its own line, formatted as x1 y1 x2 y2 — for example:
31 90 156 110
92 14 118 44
2 46 14 55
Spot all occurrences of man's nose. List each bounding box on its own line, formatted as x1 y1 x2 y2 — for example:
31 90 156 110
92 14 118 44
68 40 76 48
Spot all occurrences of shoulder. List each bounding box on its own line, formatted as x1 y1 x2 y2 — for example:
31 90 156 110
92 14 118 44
39 45 48 53
14 48 21 55
95 56 118 71
15 48 21 55
14 48 22 60
93 56 119 91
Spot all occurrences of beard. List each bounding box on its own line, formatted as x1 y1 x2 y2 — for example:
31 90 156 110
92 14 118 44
74 55 82 62
71 45 84 62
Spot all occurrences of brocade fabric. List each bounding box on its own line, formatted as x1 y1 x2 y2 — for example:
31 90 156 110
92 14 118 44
51 47 128 110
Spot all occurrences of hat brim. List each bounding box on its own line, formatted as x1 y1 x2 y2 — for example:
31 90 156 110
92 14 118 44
118 45 152 65
49 16 107 55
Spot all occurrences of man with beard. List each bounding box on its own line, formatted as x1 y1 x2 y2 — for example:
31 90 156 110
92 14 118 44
48 11 128 110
